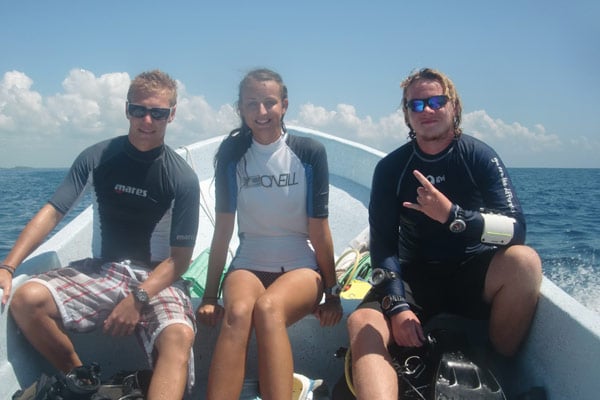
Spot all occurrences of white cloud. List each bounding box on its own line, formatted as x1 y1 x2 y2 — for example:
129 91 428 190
48 69 130 135
0 71 52 133
292 103 596 167
0 70 598 168
568 135 600 148
167 82 238 146
462 110 563 160
0 70 238 167
292 103 410 152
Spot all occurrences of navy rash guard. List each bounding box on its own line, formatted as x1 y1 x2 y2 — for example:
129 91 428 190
49 135 200 265
369 134 526 294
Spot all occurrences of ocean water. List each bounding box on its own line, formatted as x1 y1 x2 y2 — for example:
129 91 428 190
0 168 92 261
510 168 600 314
0 167 599 314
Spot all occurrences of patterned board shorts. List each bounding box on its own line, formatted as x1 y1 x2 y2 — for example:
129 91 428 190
29 258 197 389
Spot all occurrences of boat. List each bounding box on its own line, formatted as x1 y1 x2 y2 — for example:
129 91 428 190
1 126 599 399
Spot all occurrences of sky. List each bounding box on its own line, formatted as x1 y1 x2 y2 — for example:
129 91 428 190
1 0 599 168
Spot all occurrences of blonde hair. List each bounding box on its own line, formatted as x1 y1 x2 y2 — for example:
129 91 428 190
127 70 177 106
400 68 462 137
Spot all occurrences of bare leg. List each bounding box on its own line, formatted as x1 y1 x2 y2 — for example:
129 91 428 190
147 323 195 400
253 268 321 400
484 245 542 356
347 308 398 400
206 270 264 400
9 281 82 372
254 307 294 400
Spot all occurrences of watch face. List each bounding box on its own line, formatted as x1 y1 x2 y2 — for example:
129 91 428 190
371 269 386 286
381 296 389 310
449 218 466 233
134 288 149 304
382 295 392 310
382 295 406 311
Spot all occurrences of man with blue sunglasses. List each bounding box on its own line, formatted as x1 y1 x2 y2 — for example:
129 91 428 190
4 70 199 400
346 68 542 399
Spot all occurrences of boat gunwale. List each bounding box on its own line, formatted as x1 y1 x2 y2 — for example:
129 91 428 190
1 126 599 399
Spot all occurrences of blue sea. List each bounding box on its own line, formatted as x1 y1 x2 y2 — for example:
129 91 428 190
1 167 599 314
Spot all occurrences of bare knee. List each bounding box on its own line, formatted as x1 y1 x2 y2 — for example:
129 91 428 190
487 246 542 299
253 292 277 311
347 307 384 327
347 309 371 338
155 324 194 359
508 246 542 295
252 295 281 325
506 245 541 275
10 282 54 317
224 299 255 328
487 246 542 356
347 309 389 351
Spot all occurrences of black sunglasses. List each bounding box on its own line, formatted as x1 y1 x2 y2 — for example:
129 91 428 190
127 103 173 121
406 95 449 113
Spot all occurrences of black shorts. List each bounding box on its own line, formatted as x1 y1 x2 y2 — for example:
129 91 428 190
357 249 497 322
225 269 284 289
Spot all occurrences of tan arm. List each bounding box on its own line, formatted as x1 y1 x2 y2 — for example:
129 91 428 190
308 217 336 289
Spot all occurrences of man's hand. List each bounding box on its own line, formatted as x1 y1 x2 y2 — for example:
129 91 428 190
403 169 453 223
103 295 141 336
389 309 426 347
0 269 13 305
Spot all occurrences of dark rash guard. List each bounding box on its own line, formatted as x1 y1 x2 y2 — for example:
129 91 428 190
369 134 526 295
49 135 199 265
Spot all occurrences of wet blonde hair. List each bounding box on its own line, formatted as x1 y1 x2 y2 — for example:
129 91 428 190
400 68 462 138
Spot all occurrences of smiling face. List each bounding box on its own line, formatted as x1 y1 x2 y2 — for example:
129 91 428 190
239 78 288 145
405 79 456 154
126 89 175 152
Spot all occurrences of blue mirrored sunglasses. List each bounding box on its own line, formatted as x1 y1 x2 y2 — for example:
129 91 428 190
406 95 449 113
127 103 173 120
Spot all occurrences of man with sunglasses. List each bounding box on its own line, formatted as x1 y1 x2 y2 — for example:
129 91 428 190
2 70 200 399
345 68 542 399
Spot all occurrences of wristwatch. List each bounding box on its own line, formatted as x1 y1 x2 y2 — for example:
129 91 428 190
132 287 150 306
370 268 400 287
381 294 408 312
448 205 467 233
324 283 342 297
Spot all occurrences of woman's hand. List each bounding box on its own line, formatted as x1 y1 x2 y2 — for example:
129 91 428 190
196 298 224 327
314 296 343 327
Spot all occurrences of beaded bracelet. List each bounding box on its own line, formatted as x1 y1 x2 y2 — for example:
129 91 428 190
1 264 15 276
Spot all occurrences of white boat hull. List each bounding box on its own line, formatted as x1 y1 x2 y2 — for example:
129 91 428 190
2 126 599 399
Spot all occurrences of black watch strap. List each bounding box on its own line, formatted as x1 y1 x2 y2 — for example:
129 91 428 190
381 294 410 317
324 283 342 297
448 204 467 233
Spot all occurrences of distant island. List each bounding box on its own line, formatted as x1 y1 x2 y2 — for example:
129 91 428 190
0 166 68 170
